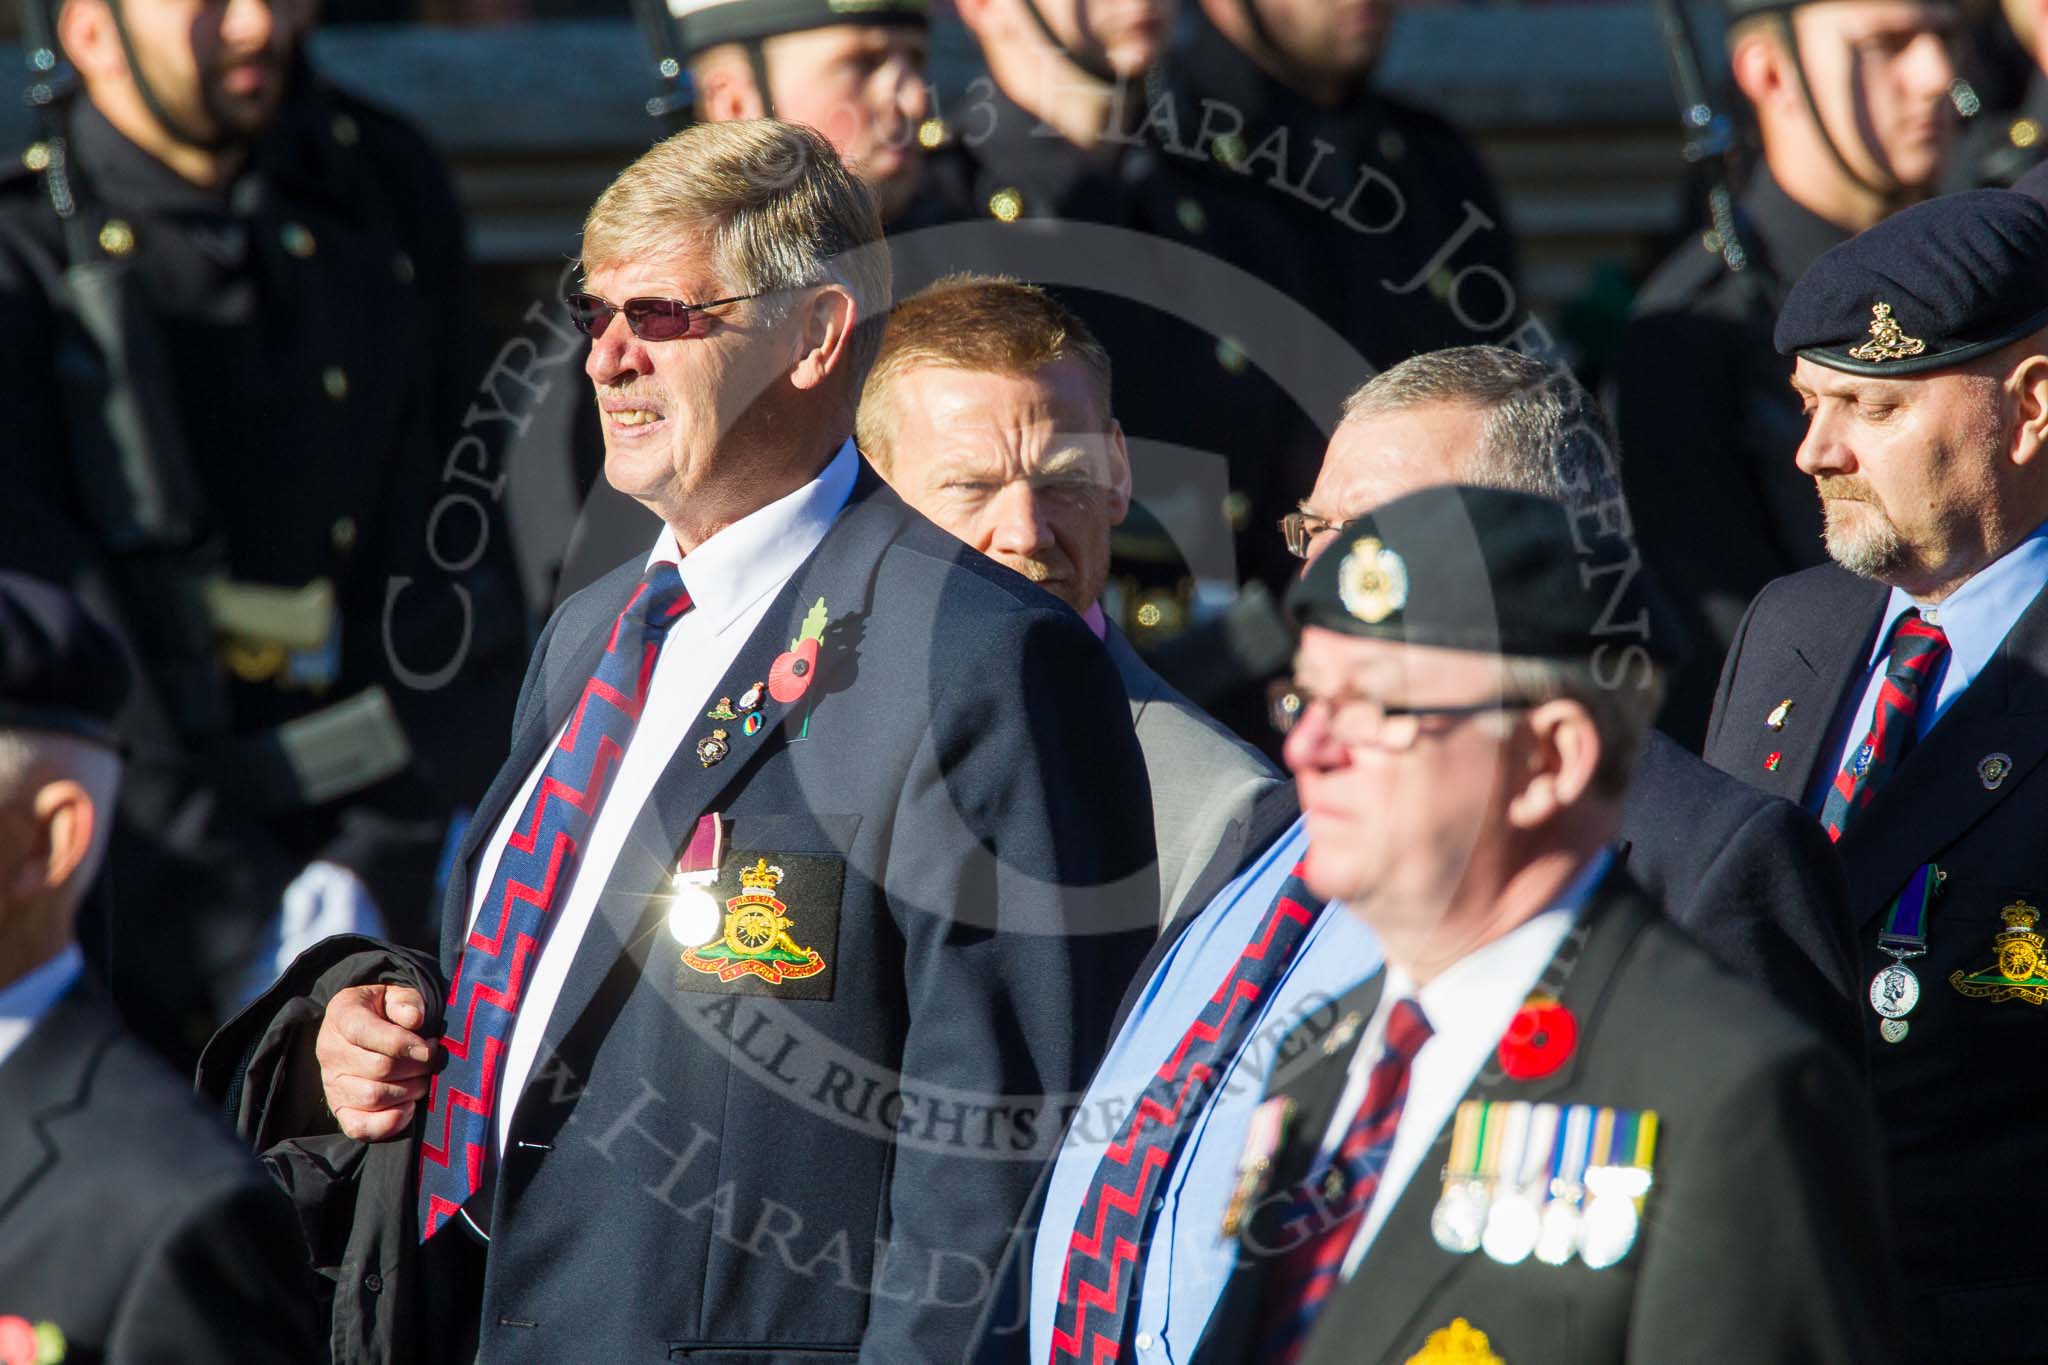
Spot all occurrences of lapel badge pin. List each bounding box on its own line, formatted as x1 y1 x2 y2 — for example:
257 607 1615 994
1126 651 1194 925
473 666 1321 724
706 697 739 721
1979 752 2014 791
1948 900 2048 1006
1221 1095 1292 1239
1766 699 1794 731
742 713 764 737
737 680 766 713
1764 751 1782 772
1321 1010 1364 1057
1404 1318 1505 1365
696 728 730 767
0 1317 65 1365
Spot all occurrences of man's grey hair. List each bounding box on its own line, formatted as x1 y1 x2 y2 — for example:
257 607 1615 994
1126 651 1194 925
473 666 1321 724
1342 346 1655 790
1340 345 1624 514
0 728 122 903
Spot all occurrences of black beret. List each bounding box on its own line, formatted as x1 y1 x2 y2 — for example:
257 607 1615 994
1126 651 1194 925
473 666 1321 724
1284 485 1685 665
1774 188 2048 377
0 573 129 747
672 0 928 56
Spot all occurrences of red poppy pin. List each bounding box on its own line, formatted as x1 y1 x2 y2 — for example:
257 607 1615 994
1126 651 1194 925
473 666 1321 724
1496 994 1577 1081
769 597 830 704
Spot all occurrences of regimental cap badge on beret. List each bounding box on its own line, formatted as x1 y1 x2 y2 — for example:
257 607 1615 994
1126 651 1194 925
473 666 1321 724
1338 536 1409 625
1846 303 1927 364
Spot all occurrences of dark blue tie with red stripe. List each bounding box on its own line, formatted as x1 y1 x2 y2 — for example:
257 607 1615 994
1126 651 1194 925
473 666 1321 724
1048 861 1323 1363
417 562 692 1241
1254 997 1433 1365
1820 609 1949 842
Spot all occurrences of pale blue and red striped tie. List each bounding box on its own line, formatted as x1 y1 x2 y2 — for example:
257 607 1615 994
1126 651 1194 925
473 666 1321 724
417 562 691 1241
1820 610 1949 842
1049 862 1323 1363
1254 997 1433 1365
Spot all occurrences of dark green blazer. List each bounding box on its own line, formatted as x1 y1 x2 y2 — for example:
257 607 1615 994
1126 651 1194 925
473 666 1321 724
1193 868 1900 1365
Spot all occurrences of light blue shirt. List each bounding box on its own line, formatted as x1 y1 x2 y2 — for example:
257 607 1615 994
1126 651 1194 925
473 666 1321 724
0 943 83 1072
1809 522 2048 811
1027 818 1383 1365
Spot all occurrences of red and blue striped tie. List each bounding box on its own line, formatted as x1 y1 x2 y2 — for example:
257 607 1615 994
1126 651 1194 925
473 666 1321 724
417 561 692 1241
1254 997 1433 1365
1048 862 1323 1363
1820 610 1949 843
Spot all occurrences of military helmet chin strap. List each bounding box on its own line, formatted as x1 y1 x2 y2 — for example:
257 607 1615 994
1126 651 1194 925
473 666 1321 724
104 0 252 154
1772 9 1905 202
1018 0 1119 86
742 36 776 118
1233 0 1284 63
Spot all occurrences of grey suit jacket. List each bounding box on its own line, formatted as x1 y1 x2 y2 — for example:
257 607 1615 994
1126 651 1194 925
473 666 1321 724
1104 622 1283 926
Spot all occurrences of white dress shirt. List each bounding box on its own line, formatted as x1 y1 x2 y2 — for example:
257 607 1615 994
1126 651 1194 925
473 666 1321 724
463 440 857 1156
1320 851 1611 1280
0 943 83 1071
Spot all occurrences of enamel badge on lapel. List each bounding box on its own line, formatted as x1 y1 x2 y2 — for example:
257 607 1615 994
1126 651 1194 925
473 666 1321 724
680 857 828 985
1322 1010 1364 1056
706 697 739 721
1949 900 2048 1006
0 1316 65 1365
1404 1318 1504 1365
1222 1095 1294 1238
1979 752 2014 791
1764 751 1782 772
696 728 730 767
1766 699 1794 731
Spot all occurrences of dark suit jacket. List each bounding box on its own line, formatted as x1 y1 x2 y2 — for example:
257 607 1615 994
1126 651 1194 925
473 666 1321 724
1619 729 1860 1060
1706 563 2048 1361
433 466 1158 1364
0 975 319 1363
1193 870 1898 1365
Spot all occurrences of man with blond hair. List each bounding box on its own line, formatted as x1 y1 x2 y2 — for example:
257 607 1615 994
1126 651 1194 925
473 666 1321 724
859 274 1281 924
253 120 1156 1362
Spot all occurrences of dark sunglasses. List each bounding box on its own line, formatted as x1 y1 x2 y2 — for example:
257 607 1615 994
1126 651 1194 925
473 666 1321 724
564 290 765 341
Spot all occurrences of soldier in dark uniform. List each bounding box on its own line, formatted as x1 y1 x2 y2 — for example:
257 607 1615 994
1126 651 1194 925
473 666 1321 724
1161 0 1522 372
1944 0 2048 189
0 0 523 1065
1613 0 1961 747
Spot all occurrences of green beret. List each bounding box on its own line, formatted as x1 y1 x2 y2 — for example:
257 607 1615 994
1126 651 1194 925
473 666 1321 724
671 0 928 55
1725 0 1954 22
1284 485 1685 665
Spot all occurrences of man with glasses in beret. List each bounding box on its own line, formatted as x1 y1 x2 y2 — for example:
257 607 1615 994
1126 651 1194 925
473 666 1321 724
1706 185 2048 1361
0 572 318 1364
1614 0 1962 745
969 343 1862 1365
1193 488 1893 1365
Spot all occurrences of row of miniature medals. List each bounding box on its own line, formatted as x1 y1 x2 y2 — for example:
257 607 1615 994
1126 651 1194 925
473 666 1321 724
1430 1100 1657 1271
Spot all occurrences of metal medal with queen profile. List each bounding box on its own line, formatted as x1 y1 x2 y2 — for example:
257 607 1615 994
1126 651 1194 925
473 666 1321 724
1338 536 1410 625
1869 962 1920 1019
